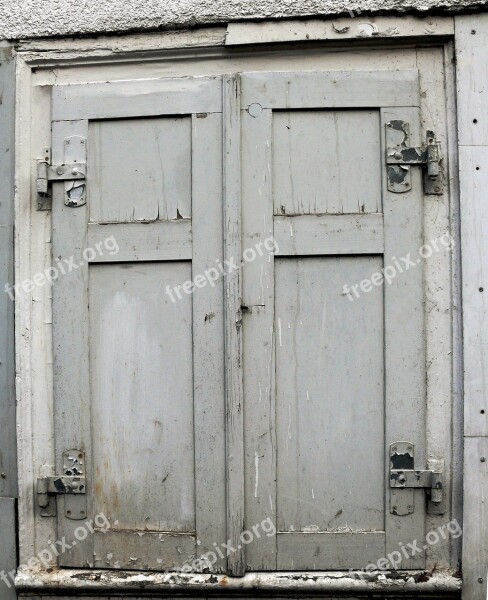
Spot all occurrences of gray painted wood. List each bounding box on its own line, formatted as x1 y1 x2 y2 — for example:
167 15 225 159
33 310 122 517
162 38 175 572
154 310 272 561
223 74 245 576
52 78 226 571
444 39 463 578
89 117 192 223
0 51 17 502
52 119 95 566
381 106 426 568
456 16 488 147
191 111 227 572
242 70 426 571
275 257 385 536
462 437 488 600
241 106 277 571
277 532 385 570
87 221 192 262
273 110 381 215
457 14 488 600
274 214 384 256
456 34 488 432
0 69 16 582
225 17 455 45
53 76 222 120
459 145 488 437
93 530 195 571
240 70 419 109
89 263 195 533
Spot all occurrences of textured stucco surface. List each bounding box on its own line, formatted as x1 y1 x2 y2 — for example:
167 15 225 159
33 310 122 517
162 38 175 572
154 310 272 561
0 0 486 39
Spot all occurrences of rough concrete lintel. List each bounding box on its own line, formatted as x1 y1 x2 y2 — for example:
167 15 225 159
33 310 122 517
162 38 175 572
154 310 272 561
0 0 486 42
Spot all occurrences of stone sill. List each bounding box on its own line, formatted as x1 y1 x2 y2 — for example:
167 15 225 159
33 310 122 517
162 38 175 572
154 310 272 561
16 568 461 596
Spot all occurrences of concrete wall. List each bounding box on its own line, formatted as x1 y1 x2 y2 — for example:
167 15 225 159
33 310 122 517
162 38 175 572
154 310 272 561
0 0 486 39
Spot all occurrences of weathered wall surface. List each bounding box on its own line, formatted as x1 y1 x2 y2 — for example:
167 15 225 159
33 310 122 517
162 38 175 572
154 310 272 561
0 0 486 39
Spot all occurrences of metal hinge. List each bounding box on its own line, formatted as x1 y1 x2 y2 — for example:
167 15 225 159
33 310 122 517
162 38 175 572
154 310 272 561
37 450 87 520
36 136 87 210
385 121 443 195
390 442 445 516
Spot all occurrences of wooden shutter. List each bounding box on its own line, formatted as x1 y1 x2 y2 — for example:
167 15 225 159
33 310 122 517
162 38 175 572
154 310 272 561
240 70 426 570
51 76 227 571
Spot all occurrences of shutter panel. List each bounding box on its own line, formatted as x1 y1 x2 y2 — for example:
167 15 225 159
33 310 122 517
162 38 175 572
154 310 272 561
52 77 226 571
241 70 426 570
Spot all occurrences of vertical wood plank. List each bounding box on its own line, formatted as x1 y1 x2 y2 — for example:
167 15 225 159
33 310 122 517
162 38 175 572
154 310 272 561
223 74 245 576
192 111 227 572
241 105 277 570
459 152 488 437
52 119 95 565
460 146 488 597
456 15 488 146
381 106 426 568
456 14 488 600
443 40 464 574
456 23 488 439
463 438 488 600
0 50 17 501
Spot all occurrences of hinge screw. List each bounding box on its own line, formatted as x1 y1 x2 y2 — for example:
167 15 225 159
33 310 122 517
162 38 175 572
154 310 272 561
481 457 486 462
0 473 6 479
479 578 484 584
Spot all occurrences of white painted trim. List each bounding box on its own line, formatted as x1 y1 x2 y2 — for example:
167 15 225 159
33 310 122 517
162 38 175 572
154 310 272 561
15 54 59 571
226 16 454 45
15 53 37 568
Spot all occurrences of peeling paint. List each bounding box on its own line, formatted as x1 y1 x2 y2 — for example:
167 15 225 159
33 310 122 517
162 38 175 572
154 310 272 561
15 566 462 593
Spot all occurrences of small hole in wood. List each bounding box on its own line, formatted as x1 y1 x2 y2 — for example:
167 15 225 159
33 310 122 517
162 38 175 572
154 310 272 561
476 166 481 171
471 29 477 34
481 409 485 414
473 118 478 124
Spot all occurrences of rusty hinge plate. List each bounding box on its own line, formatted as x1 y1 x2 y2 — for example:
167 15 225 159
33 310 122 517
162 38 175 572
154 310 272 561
385 121 443 195
389 442 445 516
36 136 87 210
